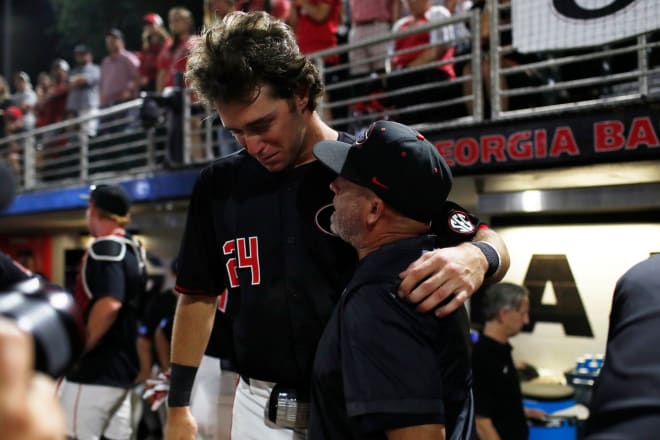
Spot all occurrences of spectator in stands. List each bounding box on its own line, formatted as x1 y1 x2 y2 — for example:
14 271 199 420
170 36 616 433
462 0 543 116
206 0 237 24
157 7 196 92
240 0 291 19
100 28 141 108
36 59 69 128
34 71 53 117
0 75 14 138
348 0 399 89
11 72 37 130
66 44 101 137
388 0 456 125
3 106 25 175
139 13 172 93
444 0 473 53
203 0 244 157
157 7 206 163
287 0 343 121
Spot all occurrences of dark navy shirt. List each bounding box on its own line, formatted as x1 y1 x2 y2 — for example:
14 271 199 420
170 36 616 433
310 235 475 439
472 334 528 440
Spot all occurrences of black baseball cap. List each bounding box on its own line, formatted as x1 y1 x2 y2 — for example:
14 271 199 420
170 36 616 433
313 120 452 223
85 184 131 216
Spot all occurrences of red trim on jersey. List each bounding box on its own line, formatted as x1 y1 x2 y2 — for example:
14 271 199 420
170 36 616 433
478 223 490 230
174 284 220 297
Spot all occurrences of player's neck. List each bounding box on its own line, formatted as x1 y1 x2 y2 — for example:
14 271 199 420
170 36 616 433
296 112 338 168
483 322 509 345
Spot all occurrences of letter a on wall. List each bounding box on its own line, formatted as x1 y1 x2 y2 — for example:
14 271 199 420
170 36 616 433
523 254 593 337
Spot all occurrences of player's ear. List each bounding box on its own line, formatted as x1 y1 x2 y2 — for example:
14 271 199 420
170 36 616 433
294 85 309 111
297 94 309 111
366 197 385 227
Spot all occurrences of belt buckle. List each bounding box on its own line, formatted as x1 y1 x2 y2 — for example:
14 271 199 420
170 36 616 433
266 384 310 430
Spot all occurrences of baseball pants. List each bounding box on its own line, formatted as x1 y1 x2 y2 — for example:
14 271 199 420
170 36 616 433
189 354 238 440
58 380 134 440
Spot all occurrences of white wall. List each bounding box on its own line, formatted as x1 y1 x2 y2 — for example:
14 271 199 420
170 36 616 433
498 223 660 379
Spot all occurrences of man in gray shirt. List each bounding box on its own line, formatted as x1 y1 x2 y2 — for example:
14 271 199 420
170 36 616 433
66 45 100 137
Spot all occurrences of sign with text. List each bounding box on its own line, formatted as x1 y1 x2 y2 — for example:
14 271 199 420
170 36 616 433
431 102 660 175
511 0 660 53
496 223 660 377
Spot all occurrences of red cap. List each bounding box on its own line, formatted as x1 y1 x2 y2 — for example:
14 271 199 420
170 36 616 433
143 13 163 26
5 106 22 120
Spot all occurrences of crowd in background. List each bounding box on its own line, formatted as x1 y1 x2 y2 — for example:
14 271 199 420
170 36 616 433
0 0 483 141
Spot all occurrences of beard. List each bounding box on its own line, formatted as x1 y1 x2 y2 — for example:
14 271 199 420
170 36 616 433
330 207 362 248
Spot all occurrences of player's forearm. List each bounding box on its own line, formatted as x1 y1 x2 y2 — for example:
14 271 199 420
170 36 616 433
386 423 445 440
136 337 154 381
473 227 510 283
475 417 502 440
170 294 217 367
85 297 121 352
155 327 172 371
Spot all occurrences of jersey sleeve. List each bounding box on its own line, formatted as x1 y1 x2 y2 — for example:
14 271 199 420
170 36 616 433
340 284 446 432
431 200 482 247
175 167 226 297
85 252 126 301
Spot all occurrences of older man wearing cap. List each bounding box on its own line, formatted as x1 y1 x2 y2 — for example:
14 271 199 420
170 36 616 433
59 184 147 440
66 44 100 136
309 120 475 440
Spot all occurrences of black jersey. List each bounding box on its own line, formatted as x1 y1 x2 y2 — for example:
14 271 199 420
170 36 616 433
68 233 145 388
309 235 475 439
176 133 482 389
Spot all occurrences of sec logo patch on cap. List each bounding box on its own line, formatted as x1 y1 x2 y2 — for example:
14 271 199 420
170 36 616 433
448 210 476 235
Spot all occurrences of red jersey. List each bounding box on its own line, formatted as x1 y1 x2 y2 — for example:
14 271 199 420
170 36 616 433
294 0 341 65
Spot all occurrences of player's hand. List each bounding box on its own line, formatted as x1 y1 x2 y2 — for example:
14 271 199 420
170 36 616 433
143 371 170 411
165 406 198 440
398 242 487 317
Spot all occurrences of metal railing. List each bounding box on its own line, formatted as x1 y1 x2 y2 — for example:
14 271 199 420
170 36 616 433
1 2 658 193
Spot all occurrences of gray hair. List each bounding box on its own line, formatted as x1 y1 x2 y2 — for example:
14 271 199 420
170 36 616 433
481 282 529 322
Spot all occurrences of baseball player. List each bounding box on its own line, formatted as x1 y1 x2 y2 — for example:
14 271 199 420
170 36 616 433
166 11 509 440
59 184 147 440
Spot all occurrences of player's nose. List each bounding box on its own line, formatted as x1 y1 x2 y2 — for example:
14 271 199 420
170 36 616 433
244 136 267 157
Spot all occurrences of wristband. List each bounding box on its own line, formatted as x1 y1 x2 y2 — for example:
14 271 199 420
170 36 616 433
167 363 198 407
471 241 501 278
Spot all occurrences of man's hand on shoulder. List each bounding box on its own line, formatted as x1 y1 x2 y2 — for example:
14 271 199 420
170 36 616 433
398 241 486 317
